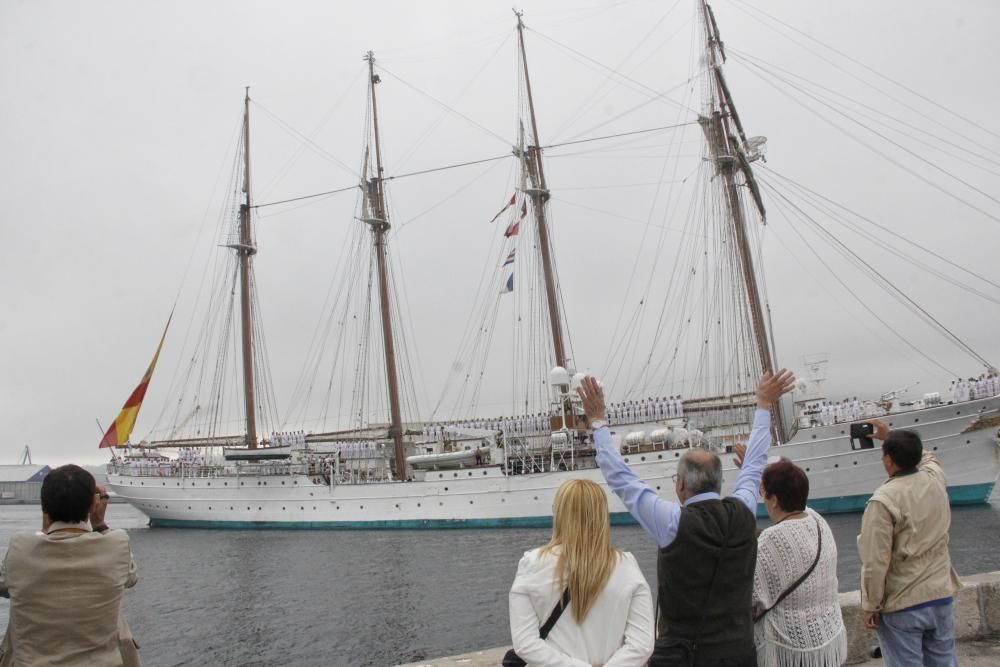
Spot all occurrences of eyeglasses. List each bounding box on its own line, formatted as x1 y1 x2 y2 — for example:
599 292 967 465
670 473 678 483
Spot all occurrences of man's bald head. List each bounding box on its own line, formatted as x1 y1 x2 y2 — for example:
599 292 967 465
677 448 723 497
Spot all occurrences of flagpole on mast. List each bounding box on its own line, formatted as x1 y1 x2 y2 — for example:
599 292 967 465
515 11 569 371
238 87 259 448
364 51 408 481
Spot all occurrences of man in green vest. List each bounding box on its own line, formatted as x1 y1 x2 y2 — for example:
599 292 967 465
578 370 795 667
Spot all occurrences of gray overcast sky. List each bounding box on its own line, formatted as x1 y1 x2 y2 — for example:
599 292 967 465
2 0 998 466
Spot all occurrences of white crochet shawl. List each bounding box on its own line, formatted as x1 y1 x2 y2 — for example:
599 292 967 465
753 508 847 667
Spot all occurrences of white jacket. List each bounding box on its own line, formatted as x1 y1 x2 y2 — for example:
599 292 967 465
509 547 654 667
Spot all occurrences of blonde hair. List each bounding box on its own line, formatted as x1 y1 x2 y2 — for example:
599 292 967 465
540 479 619 622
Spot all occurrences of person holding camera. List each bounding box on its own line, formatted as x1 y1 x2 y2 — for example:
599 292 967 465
0 464 141 667
578 370 795 667
857 422 961 667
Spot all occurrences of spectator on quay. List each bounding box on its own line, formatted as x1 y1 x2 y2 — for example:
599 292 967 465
858 422 961 667
578 369 795 667
0 465 140 667
508 479 654 666
750 458 847 666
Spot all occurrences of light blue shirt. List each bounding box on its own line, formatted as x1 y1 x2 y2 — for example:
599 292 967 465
594 408 772 548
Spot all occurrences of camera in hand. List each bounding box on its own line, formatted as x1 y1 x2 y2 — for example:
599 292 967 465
850 422 875 450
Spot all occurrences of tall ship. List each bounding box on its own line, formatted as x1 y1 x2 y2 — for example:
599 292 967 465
104 4 1000 528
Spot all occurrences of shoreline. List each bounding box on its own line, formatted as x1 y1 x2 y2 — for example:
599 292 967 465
400 571 1000 666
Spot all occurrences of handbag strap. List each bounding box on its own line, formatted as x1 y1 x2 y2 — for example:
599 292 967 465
539 587 571 640
754 517 823 622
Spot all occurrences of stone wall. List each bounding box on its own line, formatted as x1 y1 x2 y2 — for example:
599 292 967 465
840 570 1000 663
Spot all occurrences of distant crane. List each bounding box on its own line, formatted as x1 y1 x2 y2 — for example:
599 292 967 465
19 445 32 465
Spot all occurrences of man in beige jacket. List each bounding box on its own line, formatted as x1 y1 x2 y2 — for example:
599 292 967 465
0 464 141 667
858 423 961 667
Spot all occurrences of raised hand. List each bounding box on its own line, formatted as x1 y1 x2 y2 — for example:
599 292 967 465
864 418 891 441
732 443 746 469
576 376 608 424
756 369 796 409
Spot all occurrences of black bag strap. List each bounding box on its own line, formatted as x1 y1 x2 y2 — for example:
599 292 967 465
539 587 571 640
753 517 823 623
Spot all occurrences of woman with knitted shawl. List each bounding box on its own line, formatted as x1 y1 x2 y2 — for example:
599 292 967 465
752 459 847 666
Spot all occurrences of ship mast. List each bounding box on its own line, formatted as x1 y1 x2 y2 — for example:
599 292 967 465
363 52 407 480
698 1 786 441
238 87 259 448
515 12 569 371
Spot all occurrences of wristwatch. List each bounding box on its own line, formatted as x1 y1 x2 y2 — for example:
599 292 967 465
590 419 608 431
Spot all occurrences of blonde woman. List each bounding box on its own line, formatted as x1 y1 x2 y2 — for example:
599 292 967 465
508 479 654 666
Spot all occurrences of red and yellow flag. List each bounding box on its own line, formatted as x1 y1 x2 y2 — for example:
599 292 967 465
99 314 172 448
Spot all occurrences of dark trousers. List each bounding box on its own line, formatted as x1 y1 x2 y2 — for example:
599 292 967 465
694 650 756 667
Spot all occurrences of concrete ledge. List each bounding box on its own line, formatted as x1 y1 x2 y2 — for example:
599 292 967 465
402 572 1000 667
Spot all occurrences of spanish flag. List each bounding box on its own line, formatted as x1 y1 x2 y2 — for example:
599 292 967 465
99 314 172 448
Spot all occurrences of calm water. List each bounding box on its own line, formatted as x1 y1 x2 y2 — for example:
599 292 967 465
1 500 999 666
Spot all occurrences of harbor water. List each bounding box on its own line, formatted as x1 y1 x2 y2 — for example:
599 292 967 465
1 498 998 666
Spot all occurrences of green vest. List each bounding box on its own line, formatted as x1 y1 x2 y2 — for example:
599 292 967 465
657 497 757 661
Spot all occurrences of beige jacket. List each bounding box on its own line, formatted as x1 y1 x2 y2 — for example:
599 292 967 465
857 452 962 613
0 526 139 667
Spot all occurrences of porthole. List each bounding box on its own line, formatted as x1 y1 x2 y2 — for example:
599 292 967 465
453 473 458 478
534 496 539 501
658 455 663 460
301 506 305 510
360 505 364 510
294 481 298 485
853 461 858 465
501 498 505 503
162 482 166 486
395 504 399 509
469 500 474 505
468 472 473 477
805 468 810 472
624 458 630 463
188 506 192 510
257 506 262 511
483 470 488 476
247 506 251 510
674 453 680 458
840 430 845 435
417 503 422 507
240 482 245 486
956 411 961 415
176 482 180 486
933 446 938 451
313 506 316 510
656 486 661 491
439 473 444 479
439 502 443 506
281 481 286 485
444 487 449 491
282 507 286 510
834 464 839 468
209 506 212 510
811 435 816 439
966 440 971 444
914 418 919 423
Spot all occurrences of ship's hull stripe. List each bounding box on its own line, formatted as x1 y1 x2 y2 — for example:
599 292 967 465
146 482 995 529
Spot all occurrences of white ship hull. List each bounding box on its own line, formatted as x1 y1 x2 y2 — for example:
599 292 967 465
107 396 1000 529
